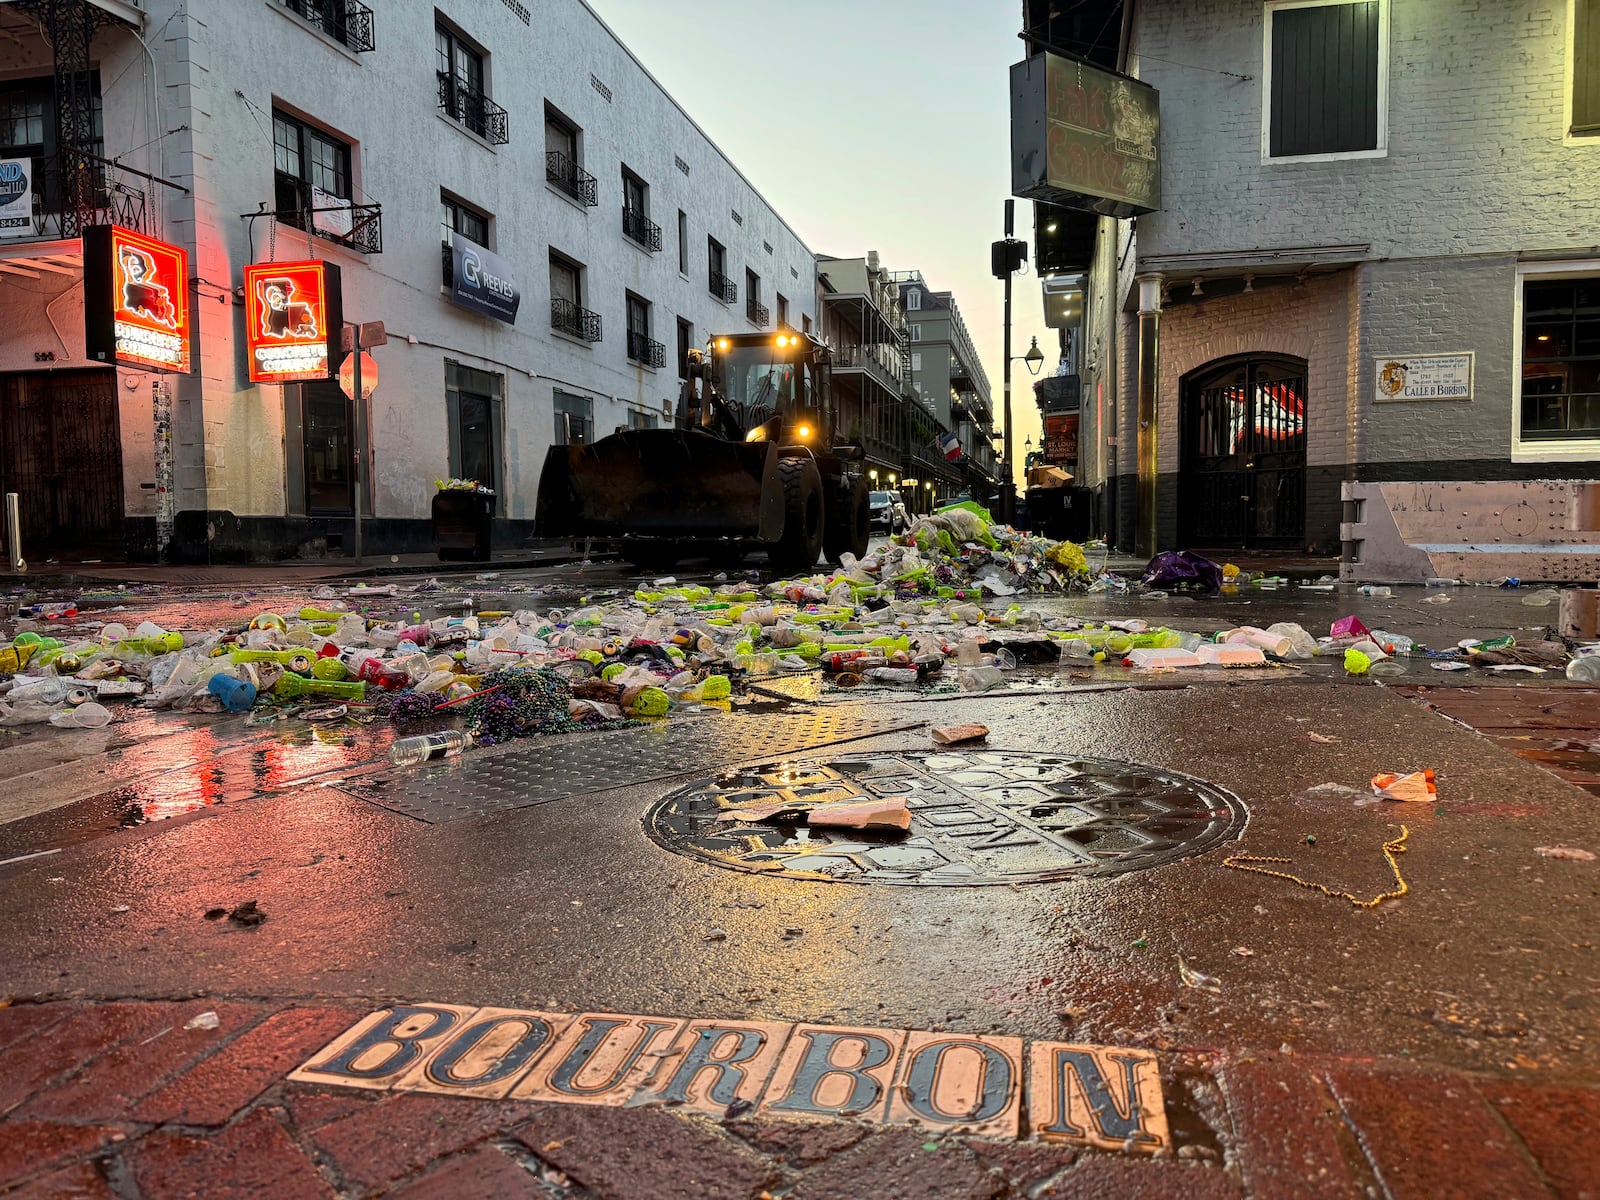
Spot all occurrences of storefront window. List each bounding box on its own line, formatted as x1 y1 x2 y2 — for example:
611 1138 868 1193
445 362 501 498
1521 278 1600 439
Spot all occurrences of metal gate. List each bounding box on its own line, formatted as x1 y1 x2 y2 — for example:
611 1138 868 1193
1178 355 1306 549
0 369 124 558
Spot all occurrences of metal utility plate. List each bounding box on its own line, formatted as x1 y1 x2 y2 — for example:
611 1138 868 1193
337 709 921 824
644 750 1247 886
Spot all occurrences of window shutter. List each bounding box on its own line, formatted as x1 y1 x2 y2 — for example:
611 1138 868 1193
1270 1 1381 157
1577 0 1600 136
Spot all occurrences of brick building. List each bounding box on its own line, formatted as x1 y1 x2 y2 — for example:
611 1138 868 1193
1019 0 1600 574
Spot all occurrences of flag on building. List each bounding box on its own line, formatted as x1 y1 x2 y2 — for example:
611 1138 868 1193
938 431 961 461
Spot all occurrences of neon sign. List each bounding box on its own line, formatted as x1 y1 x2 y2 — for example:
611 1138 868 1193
83 226 191 373
243 260 343 383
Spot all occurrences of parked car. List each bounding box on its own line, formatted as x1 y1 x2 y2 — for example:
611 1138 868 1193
869 490 903 534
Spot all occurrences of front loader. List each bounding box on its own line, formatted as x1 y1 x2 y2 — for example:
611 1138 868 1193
535 330 870 573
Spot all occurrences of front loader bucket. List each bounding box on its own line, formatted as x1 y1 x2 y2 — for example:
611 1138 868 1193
535 430 785 542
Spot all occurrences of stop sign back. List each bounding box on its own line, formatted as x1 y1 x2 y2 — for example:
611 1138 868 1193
338 350 377 401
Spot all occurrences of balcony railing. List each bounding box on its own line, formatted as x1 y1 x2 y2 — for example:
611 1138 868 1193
746 298 770 327
622 207 662 252
627 331 666 368
709 268 737 304
282 0 375 53
546 152 598 206
551 298 602 342
438 72 509 145
4 155 148 241
273 171 382 253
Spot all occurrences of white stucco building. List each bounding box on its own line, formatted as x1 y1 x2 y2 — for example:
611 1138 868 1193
0 0 816 561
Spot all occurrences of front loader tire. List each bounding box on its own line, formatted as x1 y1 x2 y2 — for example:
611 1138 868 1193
770 457 824 574
824 476 870 564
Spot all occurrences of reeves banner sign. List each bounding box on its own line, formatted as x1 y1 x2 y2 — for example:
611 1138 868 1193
83 226 191 374
0 158 32 240
243 260 343 383
448 231 520 324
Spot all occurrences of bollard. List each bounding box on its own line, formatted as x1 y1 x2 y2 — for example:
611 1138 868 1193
4 492 22 573
1560 586 1600 641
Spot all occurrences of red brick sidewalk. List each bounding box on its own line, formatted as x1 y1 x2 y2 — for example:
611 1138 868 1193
1 1000 1595 1199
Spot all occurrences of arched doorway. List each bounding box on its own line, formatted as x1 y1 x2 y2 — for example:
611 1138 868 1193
1179 354 1306 550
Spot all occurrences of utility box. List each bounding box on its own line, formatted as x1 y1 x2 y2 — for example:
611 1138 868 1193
432 491 494 562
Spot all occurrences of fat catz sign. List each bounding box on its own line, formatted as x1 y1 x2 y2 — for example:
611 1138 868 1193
83 226 191 373
293 1005 1170 1151
243 260 344 383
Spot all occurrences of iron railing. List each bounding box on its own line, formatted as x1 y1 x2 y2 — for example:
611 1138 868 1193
274 171 382 253
282 0 376 52
546 152 597 206
551 298 602 342
709 268 737 304
627 331 666 368
746 298 770 327
622 206 661 252
5 155 147 240
437 72 509 145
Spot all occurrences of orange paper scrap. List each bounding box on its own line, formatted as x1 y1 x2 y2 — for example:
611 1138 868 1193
932 723 990 745
1371 769 1436 803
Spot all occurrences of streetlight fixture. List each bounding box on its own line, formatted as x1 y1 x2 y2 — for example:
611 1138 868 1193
1021 337 1045 375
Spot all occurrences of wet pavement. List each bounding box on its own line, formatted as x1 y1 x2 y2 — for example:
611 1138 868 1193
1 564 1598 1197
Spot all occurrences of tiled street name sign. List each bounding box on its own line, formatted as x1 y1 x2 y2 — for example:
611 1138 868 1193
292 1006 1168 1151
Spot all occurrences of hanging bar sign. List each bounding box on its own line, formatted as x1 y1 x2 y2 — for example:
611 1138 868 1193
83 226 192 373
243 260 344 383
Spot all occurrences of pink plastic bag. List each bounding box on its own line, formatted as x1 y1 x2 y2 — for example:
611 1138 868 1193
1331 616 1370 640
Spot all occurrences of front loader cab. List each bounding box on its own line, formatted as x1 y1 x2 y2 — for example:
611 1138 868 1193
707 331 832 448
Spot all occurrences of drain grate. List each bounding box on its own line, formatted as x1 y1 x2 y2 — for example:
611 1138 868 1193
337 709 921 824
644 750 1247 886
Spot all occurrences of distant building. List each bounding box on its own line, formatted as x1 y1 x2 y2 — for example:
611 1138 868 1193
890 271 1000 502
1016 0 1600 577
0 0 816 562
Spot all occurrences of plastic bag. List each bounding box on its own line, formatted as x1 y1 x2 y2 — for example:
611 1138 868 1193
1140 551 1224 593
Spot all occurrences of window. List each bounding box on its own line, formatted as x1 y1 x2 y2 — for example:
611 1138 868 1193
802 314 812 334
441 193 488 246
708 237 735 302
1520 277 1600 441
677 210 688 274
621 166 661 251
745 268 760 306
440 193 489 286
446 362 502 500
281 1 376 53
0 72 104 225
911 352 922 372
545 107 595 204
626 293 651 362
273 107 379 251
550 252 600 341
626 409 659 430
907 288 921 311
1576 0 1599 137
1264 1 1386 159
436 25 507 144
777 294 789 329
745 268 768 326
910 324 923 342
553 390 593 445
677 317 694 379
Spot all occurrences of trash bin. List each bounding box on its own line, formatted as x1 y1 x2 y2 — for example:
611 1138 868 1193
432 490 494 561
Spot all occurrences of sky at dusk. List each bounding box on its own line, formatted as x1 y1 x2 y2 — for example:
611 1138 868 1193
585 0 1057 487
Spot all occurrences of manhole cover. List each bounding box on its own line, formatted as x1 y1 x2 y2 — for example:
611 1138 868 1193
643 750 1247 886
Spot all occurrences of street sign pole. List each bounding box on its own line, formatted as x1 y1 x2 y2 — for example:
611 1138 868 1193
351 325 364 562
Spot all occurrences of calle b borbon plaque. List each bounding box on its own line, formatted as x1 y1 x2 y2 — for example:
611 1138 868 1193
645 751 1246 886
292 1005 1169 1150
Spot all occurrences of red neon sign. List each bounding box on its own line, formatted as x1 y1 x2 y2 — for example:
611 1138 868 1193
83 226 191 373
243 260 343 383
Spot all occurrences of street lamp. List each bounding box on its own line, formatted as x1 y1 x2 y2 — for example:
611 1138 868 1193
1018 337 1045 376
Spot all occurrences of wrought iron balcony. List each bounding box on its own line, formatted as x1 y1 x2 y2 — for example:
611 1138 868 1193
437 73 509 145
551 298 602 342
282 0 376 53
273 171 382 253
546 152 598 206
746 298 770 327
622 207 662 252
627 331 666 368
709 269 737 304
3 154 148 241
